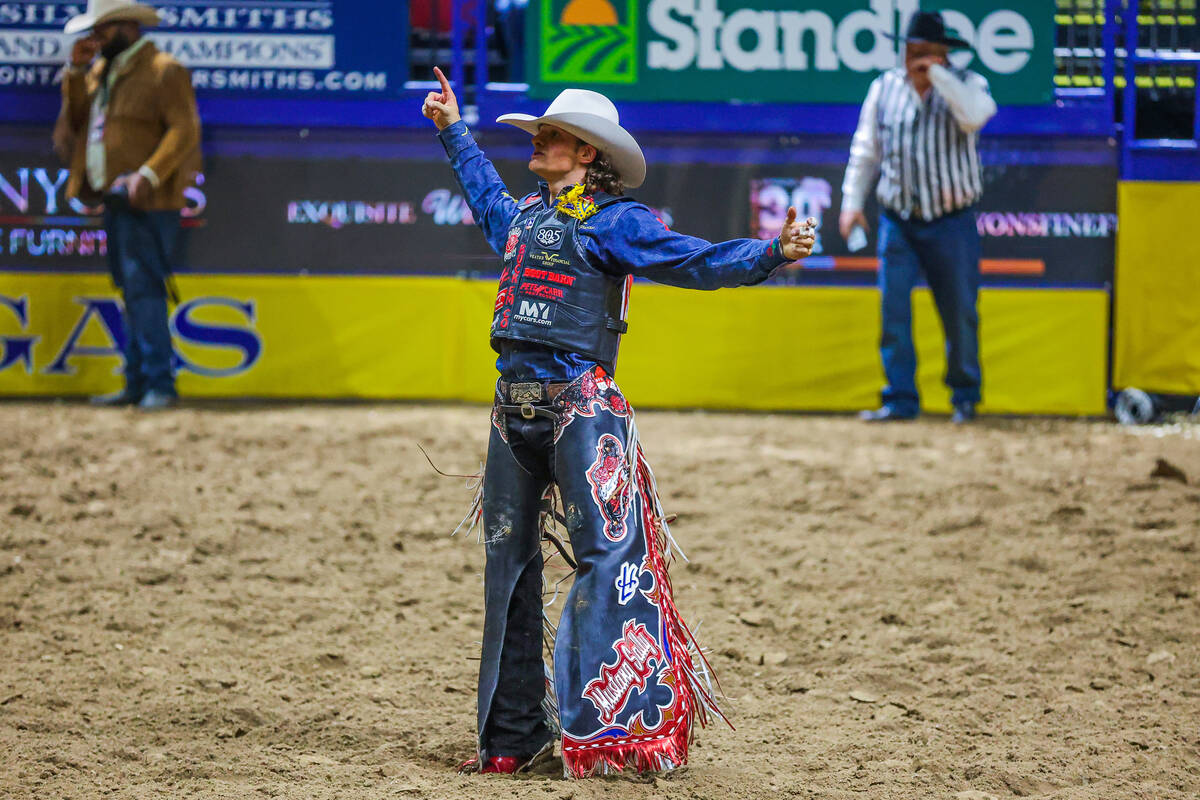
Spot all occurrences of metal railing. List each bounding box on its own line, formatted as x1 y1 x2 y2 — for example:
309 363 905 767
1117 0 1200 176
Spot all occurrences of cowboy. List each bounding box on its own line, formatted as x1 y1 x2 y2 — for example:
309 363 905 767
839 11 997 424
422 67 814 777
55 0 202 410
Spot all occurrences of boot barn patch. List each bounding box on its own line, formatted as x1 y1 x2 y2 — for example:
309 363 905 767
582 620 665 726
586 433 632 540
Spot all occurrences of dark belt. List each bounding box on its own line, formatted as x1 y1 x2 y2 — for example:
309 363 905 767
497 380 569 420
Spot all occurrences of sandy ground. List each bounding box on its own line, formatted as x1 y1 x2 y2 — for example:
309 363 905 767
0 401 1197 800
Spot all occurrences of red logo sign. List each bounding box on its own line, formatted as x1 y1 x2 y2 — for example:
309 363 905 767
582 620 664 726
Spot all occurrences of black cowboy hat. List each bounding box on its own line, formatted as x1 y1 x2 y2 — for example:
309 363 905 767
885 11 970 49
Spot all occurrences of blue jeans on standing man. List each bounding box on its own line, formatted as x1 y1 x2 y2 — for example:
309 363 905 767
105 204 179 399
876 206 981 417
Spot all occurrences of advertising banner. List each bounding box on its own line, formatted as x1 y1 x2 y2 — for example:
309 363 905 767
0 273 1108 414
1114 182 1200 396
0 140 1116 287
0 1 406 98
527 0 1054 105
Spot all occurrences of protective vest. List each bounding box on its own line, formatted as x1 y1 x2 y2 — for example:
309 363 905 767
490 190 635 365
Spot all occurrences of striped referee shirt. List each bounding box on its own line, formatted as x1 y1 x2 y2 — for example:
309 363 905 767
842 63 997 222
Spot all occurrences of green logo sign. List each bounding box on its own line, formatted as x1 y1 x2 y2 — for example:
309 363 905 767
528 1 1054 106
538 0 638 85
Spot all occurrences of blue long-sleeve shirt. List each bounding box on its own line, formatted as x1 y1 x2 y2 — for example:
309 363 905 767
437 120 788 381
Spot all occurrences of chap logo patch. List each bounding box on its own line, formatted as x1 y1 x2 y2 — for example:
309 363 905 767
514 299 554 327
554 370 629 443
582 620 664 727
534 224 565 249
615 562 641 606
503 228 521 260
586 433 632 541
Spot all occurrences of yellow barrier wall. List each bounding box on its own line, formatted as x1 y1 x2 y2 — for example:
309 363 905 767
1114 182 1200 395
0 273 1108 414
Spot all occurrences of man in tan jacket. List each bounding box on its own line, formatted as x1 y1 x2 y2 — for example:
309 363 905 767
56 0 201 409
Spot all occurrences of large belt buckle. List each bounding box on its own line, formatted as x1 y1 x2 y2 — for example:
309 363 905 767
509 382 543 404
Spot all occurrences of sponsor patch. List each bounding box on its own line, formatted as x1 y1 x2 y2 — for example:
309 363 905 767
615 562 641 606
534 224 565 249
503 227 521 260
520 283 565 301
582 621 665 727
523 267 576 286
514 299 555 327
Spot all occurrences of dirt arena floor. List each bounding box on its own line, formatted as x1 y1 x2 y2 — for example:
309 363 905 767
1 401 1197 800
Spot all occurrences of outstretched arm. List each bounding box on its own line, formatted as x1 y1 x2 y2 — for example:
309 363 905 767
586 204 815 290
423 66 520 254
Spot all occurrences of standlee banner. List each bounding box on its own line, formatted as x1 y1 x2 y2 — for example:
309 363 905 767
527 0 1053 106
0 1 406 97
0 143 1116 287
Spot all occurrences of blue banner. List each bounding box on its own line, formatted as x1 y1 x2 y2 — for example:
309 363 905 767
0 1 407 99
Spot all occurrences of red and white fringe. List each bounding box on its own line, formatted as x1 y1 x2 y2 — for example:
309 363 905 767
562 719 690 777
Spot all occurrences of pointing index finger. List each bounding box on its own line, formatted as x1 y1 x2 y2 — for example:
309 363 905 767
433 66 452 96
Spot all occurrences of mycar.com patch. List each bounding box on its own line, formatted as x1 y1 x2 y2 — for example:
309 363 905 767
514 298 557 327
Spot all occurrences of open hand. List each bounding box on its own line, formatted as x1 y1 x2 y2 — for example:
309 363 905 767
780 207 817 261
421 66 461 131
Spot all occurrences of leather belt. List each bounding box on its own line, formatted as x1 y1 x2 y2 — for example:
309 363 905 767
497 380 570 420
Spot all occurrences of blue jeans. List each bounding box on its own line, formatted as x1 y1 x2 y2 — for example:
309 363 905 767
105 205 179 397
876 207 981 415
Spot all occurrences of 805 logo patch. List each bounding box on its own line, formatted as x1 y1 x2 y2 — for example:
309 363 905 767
534 225 565 249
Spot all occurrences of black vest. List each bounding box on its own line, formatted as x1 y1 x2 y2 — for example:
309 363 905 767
490 190 634 365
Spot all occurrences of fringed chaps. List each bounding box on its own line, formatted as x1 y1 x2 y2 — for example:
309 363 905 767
459 367 725 778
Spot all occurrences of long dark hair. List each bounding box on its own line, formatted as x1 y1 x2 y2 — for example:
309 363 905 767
584 150 624 196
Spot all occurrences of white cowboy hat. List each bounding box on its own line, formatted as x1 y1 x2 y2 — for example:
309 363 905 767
64 0 161 35
497 90 647 189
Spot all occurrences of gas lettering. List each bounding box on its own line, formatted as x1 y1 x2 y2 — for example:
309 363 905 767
0 293 262 378
171 297 262 377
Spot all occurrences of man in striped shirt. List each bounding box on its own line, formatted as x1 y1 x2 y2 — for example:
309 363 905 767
839 11 997 424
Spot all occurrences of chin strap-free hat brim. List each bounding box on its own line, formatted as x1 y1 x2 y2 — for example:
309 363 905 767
884 11 971 50
497 89 647 189
64 0 161 35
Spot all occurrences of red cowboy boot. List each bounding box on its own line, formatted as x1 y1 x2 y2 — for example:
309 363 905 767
458 755 521 774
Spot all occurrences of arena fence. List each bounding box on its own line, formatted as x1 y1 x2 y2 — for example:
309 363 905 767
0 3 1194 412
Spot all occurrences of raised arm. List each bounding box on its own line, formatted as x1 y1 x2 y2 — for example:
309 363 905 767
585 203 814 290
54 38 98 162
928 64 997 133
424 66 520 254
